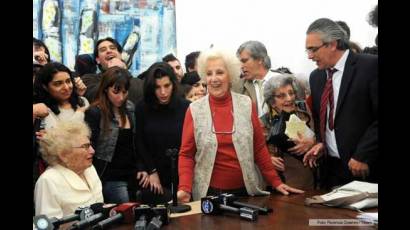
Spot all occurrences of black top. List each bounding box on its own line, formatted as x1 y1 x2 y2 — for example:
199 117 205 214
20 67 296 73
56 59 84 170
103 128 136 181
135 96 190 188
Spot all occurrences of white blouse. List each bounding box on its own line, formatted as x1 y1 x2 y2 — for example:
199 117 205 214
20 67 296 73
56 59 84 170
34 164 103 218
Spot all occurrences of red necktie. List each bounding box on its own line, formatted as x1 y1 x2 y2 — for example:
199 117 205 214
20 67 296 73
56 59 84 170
319 68 337 141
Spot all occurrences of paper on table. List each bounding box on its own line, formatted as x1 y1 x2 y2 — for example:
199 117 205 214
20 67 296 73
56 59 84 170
285 114 314 139
321 181 378 210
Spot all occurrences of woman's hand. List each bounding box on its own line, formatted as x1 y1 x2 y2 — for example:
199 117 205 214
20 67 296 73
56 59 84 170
177 190 191 203
136 171 150 188
271 156 285 171
288 132 315 155
148 172 164 195
74 77 87 96
275 183 304 195
33 50 49 66
35 129 47 141
303 143 324 168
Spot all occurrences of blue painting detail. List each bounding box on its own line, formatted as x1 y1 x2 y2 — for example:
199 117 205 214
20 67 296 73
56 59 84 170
33 0 177 76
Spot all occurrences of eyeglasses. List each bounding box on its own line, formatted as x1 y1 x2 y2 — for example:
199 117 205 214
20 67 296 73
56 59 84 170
305 43 328 54
211 111 235 134
72 142 92 151
274 91 295 100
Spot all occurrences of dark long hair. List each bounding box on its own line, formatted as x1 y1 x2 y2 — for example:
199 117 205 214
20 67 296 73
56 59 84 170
143 62 178 109
33 62 84 115
92 66 131 135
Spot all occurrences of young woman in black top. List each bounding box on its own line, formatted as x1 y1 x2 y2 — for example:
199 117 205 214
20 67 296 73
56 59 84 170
85 66 149 203
135 62 190 203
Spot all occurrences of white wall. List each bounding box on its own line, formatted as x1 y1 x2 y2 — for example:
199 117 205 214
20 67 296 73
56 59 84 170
175 0 378 80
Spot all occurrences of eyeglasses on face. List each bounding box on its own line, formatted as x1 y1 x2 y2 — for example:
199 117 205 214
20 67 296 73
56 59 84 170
211 111 235 134
274 91 295 100
72 142 92 151
305 43 328 54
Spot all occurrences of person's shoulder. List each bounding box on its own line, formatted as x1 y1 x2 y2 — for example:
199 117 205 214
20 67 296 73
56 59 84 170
37 166 63 184
81 73 101 84
134 99 145 113
232 91 251 101
126 100 135 111
231 78 245 93
178 97 191 109
356 52 378 63
130 77 144 86
85 104 101 117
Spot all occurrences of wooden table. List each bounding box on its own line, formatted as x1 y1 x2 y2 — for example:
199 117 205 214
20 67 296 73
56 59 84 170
115 190 377 229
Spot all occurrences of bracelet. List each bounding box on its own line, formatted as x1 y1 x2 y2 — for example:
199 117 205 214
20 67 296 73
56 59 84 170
149 168 157 175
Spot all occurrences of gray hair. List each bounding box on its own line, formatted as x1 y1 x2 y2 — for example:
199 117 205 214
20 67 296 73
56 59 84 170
236 41 271 69
306 18 349 50
263 74 299 107
39 121 91 166
197 47 241 87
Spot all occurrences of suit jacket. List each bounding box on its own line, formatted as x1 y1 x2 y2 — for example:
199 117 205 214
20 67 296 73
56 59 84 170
309 52 378 180
232 78 257 104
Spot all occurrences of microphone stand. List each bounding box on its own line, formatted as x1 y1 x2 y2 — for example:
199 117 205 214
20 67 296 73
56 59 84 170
166 148 191 213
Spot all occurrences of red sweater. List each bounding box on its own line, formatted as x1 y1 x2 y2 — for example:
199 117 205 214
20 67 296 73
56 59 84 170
178 92 283 193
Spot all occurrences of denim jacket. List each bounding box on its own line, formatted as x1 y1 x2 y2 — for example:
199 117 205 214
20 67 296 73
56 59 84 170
85 100 138 177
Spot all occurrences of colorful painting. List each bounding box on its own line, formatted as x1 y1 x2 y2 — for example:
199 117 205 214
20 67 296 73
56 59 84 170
33 0 177 76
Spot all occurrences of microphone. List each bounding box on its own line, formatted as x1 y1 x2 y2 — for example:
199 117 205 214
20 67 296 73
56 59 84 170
69 213 105 229
91 202 139 229
201 195 258 221
165 148 191 213
134 205 153 230
219 193 273 215
146 204 170 229
33 205 98 230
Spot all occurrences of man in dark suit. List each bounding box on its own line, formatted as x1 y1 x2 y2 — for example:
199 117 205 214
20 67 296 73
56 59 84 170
303 18 378 189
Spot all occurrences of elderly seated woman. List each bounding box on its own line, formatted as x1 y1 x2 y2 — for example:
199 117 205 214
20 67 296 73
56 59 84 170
34 121 103 218
261 74 322 189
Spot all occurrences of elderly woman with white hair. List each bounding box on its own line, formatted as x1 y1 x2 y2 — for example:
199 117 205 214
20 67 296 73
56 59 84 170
262 74 322 189
34 121 103 218
177 48 304 202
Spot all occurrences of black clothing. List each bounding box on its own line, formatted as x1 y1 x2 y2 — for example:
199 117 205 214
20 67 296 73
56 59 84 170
103 128 136 181
135 96 190 188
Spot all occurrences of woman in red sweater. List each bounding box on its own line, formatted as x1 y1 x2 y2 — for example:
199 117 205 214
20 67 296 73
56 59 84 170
177 48 304 202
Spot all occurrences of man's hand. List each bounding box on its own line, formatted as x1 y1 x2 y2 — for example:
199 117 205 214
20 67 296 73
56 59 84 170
107 57 127 69
348 158 369 179
303 143 324 168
